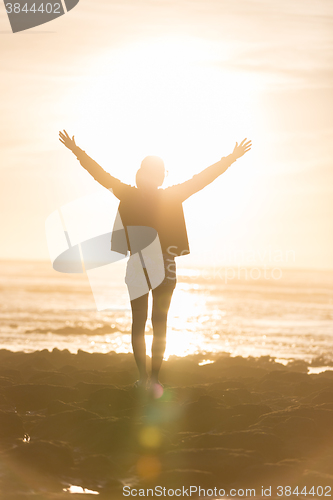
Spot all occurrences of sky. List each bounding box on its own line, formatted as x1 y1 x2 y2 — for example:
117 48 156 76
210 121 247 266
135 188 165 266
1 0 333 269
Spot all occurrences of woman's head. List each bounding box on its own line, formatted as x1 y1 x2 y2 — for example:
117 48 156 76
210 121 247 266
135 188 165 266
135 156 165 190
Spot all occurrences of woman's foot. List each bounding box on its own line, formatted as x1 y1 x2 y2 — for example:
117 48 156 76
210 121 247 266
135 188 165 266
133 379 146 389
133 372 149 389
149 379 163 387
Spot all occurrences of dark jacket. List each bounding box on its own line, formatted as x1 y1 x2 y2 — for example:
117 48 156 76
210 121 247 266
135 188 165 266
74 149 236 257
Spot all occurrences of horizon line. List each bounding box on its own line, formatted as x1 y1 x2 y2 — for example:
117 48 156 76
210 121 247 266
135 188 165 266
0 257 332 273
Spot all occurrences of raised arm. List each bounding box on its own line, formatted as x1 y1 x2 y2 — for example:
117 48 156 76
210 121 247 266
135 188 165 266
169 139 252 202
59 130 128 199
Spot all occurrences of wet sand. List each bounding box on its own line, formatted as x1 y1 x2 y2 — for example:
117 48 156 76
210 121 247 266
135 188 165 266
0 349 333 498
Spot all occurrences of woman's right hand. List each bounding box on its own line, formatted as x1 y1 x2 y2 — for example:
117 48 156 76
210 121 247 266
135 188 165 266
59 130 79 153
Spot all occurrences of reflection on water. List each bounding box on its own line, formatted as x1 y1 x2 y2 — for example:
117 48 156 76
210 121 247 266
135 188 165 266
308 366 333 375
198 359 215 366
0 260 332 366
63 485 99 495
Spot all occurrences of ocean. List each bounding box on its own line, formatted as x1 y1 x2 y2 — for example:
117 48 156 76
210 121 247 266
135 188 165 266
1 260 332 371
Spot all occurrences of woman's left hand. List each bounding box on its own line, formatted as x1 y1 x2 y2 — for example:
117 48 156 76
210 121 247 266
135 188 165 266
232 139 252 159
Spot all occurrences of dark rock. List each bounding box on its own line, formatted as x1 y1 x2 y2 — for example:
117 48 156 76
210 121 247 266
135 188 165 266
305 453 333 476
140 469 214 490
259 391 283 402
253 407 333 435
231 403 272 420
27 371 73 386
301 469 333 488
77 454 113 480
314 402 333 410
46 400 78 415
21 352 56 371
163 369 204 386
73 370 111 385
50 348 74 367
59 364 78 374
0 369 22 384
87 387 134 413
208 380 248 395
196 394 220 407
211 404 271 432
2 384 79 411
162 448 262 483
179 430 284 460
257 371 311 394
33 409 98 440
286 359 309 373
218 391 241 406
75 381 111 399
70 416 133 453
221 413 258 431
0 410 24 439
266 371 309 383
274 416 319 438
0 377 13 387
0 393 9 407
102 477 127 495
241 459 305 486
172 386 209 404
311 390 333 405
294 381 315 396
180 400 230 432
8 440 74 475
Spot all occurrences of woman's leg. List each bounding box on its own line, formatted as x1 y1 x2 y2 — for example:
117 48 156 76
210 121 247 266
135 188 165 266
151 285 175 384
130 292 149 384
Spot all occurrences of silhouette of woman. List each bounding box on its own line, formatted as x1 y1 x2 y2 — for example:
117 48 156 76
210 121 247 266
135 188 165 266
59 130 251 390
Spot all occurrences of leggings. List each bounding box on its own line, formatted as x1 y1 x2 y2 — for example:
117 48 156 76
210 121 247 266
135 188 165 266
130 283 175 382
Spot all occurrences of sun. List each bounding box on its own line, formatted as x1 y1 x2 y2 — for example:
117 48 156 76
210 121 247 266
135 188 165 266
68 35 257 185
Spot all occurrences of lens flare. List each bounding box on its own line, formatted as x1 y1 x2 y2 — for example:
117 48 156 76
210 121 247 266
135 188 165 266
139 426 162 449
136 455 161 479
151 383 164 399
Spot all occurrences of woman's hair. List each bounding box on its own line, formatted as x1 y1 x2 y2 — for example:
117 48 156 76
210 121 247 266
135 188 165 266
136 156 165 188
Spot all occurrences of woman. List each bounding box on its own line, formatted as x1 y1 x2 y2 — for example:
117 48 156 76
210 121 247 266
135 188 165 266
59 130 251 389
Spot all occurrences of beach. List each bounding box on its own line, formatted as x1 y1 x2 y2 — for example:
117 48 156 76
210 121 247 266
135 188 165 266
1 261 333 498
1 349 333 499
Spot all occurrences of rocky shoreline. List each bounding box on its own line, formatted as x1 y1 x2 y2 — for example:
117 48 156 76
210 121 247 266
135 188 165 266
0 349 333 498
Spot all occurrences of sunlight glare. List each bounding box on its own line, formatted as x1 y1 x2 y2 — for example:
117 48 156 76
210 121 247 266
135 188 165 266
69 36 258 185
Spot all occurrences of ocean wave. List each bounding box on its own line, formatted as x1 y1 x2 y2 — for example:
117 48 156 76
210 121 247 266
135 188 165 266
24 324 122 336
